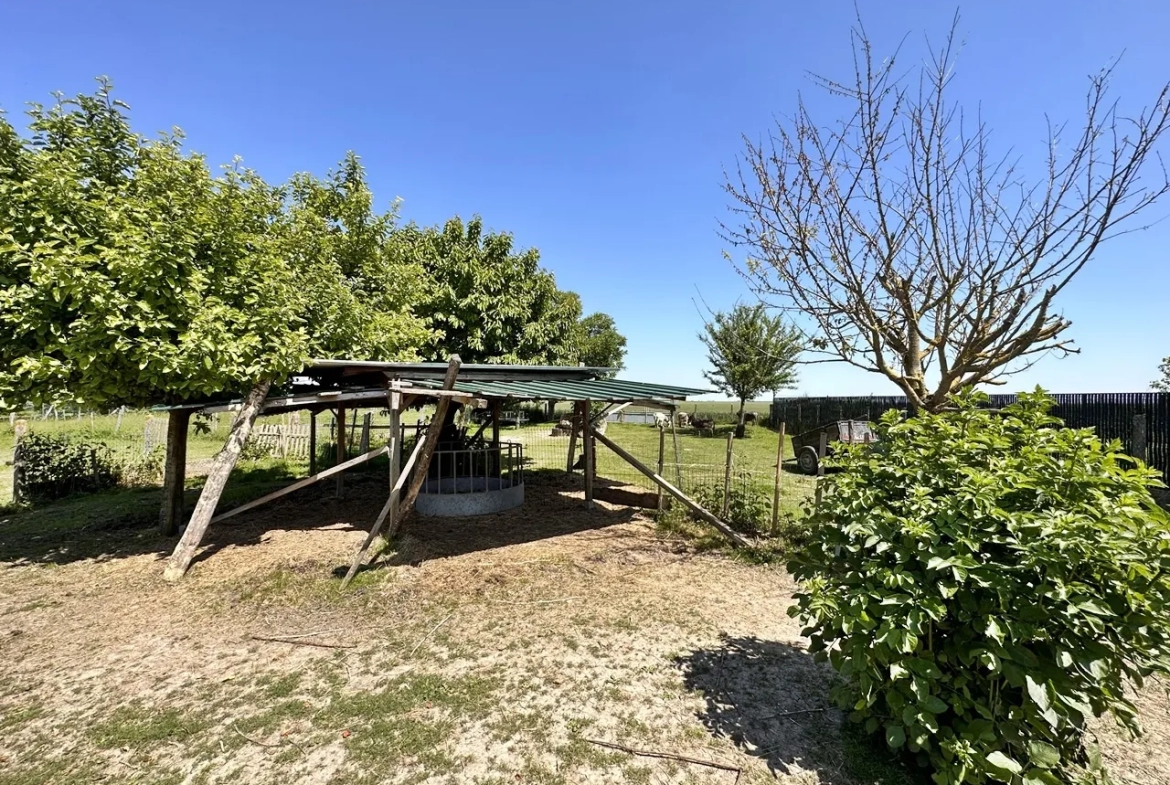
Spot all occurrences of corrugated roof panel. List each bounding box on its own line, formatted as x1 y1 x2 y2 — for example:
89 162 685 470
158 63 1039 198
407 377 711 402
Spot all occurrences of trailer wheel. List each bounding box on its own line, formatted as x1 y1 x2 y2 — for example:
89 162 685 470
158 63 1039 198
797 446 820 475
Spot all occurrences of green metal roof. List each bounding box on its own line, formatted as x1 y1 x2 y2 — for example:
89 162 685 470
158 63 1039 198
409 377 712 403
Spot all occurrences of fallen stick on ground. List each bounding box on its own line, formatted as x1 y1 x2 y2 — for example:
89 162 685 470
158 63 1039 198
250 635 356 650
584 738 741 775
493 596 581 606
408 612 454 657
258 628 346 641
231 723 280 749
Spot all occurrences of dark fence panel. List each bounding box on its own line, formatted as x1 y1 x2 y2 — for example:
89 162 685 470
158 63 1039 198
771 392 1170 478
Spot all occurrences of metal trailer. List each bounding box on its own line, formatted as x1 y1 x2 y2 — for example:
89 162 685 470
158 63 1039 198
790 419 875 475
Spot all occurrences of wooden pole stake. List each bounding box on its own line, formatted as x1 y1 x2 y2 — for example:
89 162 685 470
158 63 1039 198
722 431 734 519
583 399 595 509
386 355 462 539
670 414 683 487
309 410 317 475
1133 414 1148 462
815 430 828 509
771 422 786 531
160 409 191 536
566 404 579 474
163 379 272 581
335 406 347 498
657 426 666 513
591 427 750 547
387 389 402 534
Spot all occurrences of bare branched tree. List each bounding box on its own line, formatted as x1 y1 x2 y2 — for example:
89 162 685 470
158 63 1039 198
722 14 1170 412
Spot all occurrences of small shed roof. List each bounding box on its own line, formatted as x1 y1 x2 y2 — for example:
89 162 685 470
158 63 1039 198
405 377 710 403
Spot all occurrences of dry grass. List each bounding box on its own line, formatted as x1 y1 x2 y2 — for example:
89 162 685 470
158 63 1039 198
0 473 1166 785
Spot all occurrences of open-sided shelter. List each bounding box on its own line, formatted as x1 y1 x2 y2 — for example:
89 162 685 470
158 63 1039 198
156 357 745 582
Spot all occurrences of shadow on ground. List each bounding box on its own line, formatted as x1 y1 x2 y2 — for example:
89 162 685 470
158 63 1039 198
677 635 922 785
361 471 643 573
1 465 649 575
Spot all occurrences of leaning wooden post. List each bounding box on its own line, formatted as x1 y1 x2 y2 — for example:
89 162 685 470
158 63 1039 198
360 412 371 454
162 379 272 581
160 409 191 536
583 399 595 509
656 426 666 513
309 410 318 476
386 355 462 538
771 422 786 531
335 406 347 498
1132 414 1148 462
722 431 734 518
591 427 750 547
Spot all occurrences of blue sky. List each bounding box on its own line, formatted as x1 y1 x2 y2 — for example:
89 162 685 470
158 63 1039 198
2 1 1168 399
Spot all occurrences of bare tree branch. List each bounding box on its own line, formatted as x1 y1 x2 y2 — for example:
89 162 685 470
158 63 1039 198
721 12 1170 411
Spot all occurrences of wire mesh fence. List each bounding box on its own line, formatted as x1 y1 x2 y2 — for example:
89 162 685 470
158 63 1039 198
3 405 815 521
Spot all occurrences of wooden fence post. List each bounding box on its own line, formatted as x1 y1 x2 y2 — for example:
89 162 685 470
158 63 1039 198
335 406 347 498
360 412 371 454
722 432 734 518
657 427 666 513
771 422 786 531
309 410 317 475
583 400 595 509
815 431 828 509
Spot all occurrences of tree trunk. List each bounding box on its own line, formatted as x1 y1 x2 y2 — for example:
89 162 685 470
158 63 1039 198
735 399 747 439
162 379 272 581
159 409 191 536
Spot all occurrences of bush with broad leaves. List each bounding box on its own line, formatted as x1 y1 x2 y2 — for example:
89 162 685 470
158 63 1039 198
788 389 1170 784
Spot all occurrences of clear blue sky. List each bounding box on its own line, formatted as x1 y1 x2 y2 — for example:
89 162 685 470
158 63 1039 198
2 1 1167 399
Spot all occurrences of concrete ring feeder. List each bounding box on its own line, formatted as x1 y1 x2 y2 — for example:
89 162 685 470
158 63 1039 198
415 441 525 517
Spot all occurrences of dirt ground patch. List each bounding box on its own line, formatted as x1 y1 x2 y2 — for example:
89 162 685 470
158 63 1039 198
0 473 1166 784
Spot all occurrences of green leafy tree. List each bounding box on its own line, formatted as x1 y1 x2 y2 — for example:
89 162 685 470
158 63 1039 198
572 312 627 375
400 216 580 365
700 303 801 436
1153 357 1170 391
790 390 1170 785
0 82 307 410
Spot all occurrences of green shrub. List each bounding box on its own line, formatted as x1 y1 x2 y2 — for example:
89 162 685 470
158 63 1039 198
788 390 1170 785
692 473 773 536
13 432 120 503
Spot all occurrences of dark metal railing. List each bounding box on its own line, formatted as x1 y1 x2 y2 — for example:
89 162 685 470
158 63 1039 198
419 442 524 495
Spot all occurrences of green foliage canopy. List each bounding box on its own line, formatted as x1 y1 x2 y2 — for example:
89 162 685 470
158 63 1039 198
0 82 429 410
700 303 801 427
571 312 627 374
789 390 1170 784
402 216 582 365
1153 357 1170 392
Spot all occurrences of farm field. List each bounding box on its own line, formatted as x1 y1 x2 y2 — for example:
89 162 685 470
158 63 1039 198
0 472 1165 785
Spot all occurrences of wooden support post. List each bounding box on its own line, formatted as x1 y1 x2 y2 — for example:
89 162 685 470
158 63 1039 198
387 390 402 535
163 379 272 581
722 431 734 518
360 412 371 454
210 446 389 524
309 410 317 475
566 403 580 474
160 409 191 536
491 401 502 446
670 414 682 487
1133 414 1148 462
335 406 347 498
341 434 426 585
386 355 462 539
591 427 750 548
656 426 666 513
771 422 786 531
583 399 595 509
